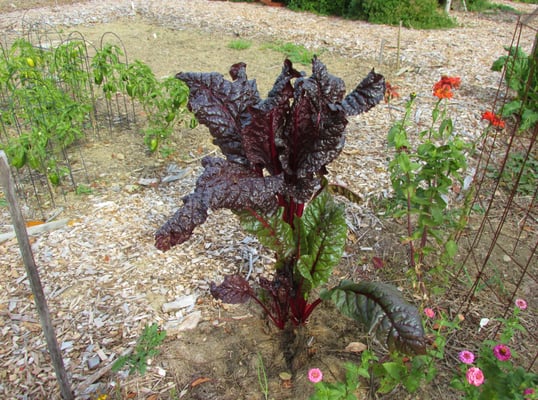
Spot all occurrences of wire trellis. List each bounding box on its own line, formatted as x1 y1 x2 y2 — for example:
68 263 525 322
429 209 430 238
0 25 136 218
453 12 538 372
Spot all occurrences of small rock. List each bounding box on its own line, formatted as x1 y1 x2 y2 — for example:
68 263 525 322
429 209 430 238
61 341 73 351
87 356 100 370
138 177 159 186
164 311 202 333
502 255 511 262
162 294 196 313
344 342 367 353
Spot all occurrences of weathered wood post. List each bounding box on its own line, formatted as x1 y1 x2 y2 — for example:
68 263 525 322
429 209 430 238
0 151 74 400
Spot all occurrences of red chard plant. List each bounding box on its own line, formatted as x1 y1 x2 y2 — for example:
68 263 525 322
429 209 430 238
156 58 426 355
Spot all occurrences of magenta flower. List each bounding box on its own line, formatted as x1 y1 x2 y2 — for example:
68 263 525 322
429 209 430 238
424 308 435 318
515 298 528 310
458 350 475 364
524 388 535 400
308 368 323 383
466 367 485 386
493 344 511 361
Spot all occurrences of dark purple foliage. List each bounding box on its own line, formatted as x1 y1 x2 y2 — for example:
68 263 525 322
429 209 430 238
155 58 385 250
155 57 391 335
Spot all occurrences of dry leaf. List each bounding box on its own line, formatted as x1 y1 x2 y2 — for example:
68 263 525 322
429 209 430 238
191 377 211 388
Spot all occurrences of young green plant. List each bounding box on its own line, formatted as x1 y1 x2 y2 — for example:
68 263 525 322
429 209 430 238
387 76 470 292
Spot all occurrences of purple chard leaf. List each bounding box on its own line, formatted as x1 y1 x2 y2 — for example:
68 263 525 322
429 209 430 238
342 68 386 116
242 59 302 174
210 274 255 304
155 156 283 251
176 62 260 166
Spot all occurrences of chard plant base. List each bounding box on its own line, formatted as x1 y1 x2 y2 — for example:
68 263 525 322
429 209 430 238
156 58 427 357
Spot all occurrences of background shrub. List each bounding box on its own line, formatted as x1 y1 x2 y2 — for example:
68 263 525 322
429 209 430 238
285 0 455 29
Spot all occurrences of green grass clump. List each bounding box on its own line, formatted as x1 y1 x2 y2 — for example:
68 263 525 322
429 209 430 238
227 39 252 50
264 42 318 65
466 0 517 12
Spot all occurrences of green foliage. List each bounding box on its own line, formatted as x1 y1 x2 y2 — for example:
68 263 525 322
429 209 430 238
0 38 192 185
0 39 91 184
387 89 470 276
466 0 517 12
287 0 456 29
91 47 193 153
287 0 349 16
451 305 538 399
264 42 318 65
295 190 347 296
75 184 93 195
256 352 269 400
112 323 166 376
351 0 456 28
227 39 252 50
241 189 347 296
321 280 427 355
492 46 538 132
309 359 372 400
488 152 538 196
240 207 296 266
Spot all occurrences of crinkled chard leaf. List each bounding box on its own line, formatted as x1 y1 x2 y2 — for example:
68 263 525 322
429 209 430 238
210 274 254 304
176 62 260 166
157 59 385 252
295 190 347 295
239 208 295 264
321 280 426 355
155 156 283 251
279 57 348 180
342 69 386 116
242 59 302 174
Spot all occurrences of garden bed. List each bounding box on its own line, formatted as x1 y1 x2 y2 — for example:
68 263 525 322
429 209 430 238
0 1 536 399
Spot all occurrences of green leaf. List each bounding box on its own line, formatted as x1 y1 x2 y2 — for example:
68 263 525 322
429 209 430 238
295 190 346 295
383 361 406 380
520 107 538 131
438 118 453 138
445 239 458 259
240 208 295 261
322 280 426 355
501 99 522 118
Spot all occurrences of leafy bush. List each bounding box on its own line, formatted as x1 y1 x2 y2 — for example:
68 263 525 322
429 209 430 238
287 0 349 16
350 0 456 28
286 0 455 28
492 46 538 132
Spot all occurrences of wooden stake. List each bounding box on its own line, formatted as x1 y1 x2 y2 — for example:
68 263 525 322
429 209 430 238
397 21 402 70
0 151 74 400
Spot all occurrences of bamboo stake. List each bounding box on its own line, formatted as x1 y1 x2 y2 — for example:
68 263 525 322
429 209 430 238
0 151 74 400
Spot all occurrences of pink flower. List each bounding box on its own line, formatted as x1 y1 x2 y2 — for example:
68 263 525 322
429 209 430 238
458 350 475 364
493 344 511 361
515 298 528 310
524 388 535 399
466 367 485 387
424 308 435 318
308 368 323 383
